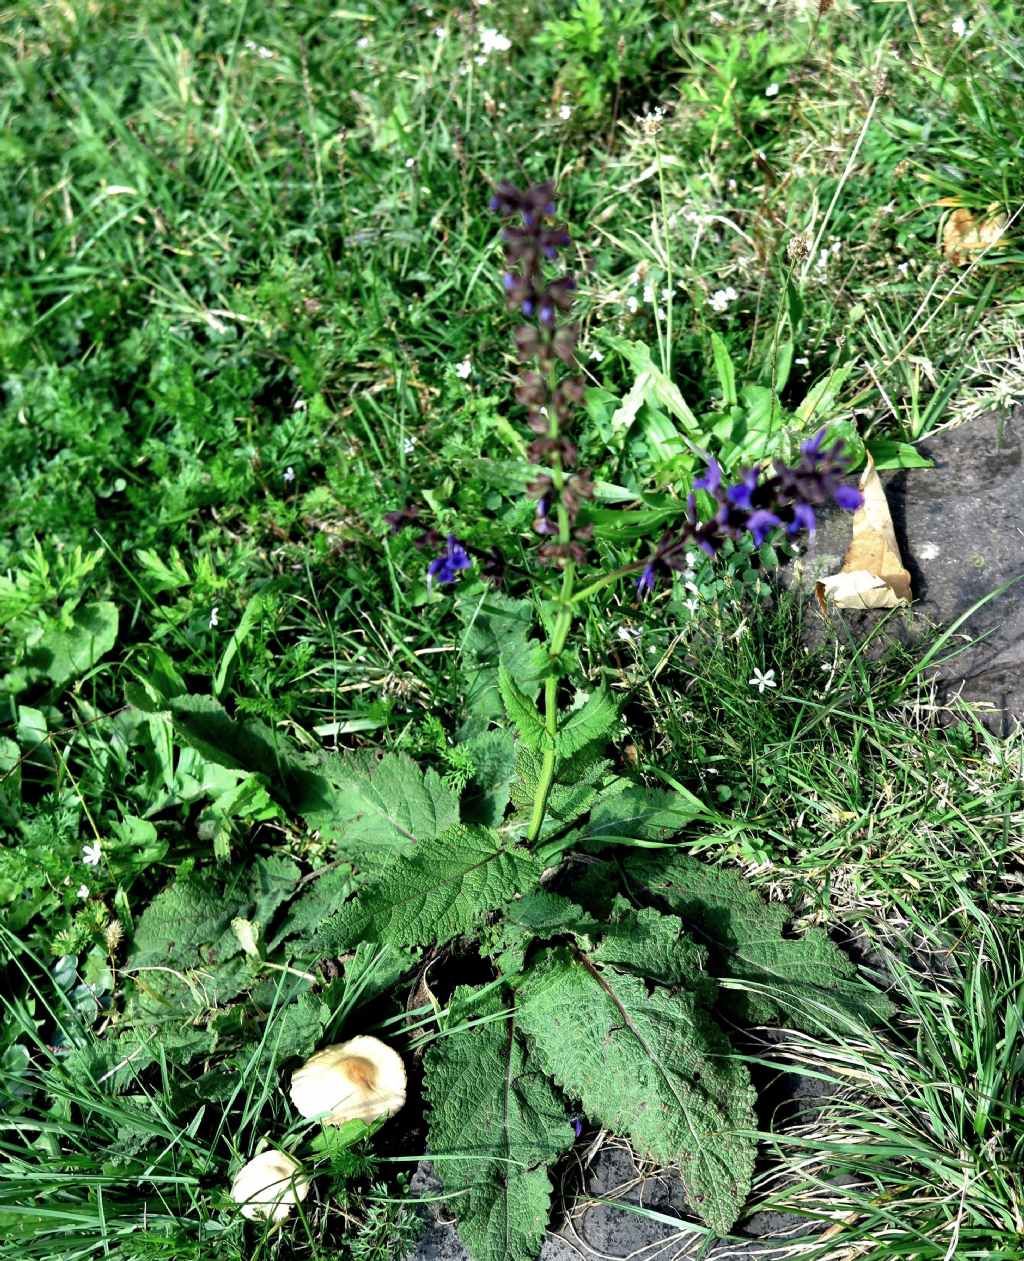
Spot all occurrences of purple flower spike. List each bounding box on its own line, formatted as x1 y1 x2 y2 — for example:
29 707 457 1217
747 509 782 545
693 458 722 494
539 304 554 326
502 271 516 290
427 535 472 587
801 427 828 457
789 501 816 535
522 299 535 316
834 484 863 511
636 564 657 596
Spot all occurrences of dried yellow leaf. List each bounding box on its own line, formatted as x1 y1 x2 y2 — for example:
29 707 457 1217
941 205 1007 265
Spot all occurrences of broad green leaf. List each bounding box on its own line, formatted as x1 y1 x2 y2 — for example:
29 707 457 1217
170 695 296 779
592 903 711 992
572 786 702 849
518 947 757 1235
425 987 574 1261
556 686 618 758
462 729 519 827
795 362 854 426
710 332 737 407
608 338 702 432
213 593 265 697
27 601 118 687
627 854 894 1031
297 750 460 854
498 662 549 752
314 825 542 953
866 438 934 470
456 589 546 730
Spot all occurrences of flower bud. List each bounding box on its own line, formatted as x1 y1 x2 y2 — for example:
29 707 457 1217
289 1035 407 1126
230 1149 310 1223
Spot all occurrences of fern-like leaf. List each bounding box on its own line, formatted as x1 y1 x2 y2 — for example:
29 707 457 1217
424 987 574 1261
314 824 541 953
517 946 757 1235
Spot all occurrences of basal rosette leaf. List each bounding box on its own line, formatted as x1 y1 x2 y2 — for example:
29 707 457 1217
424 987 574 1261
517 947 756 1235
627 853 894 1031
314 824 542 954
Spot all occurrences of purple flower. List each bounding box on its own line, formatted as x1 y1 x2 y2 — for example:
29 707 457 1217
426 535 472 587
800 427 829 458
727 468 759 509
747 509 782 545
834 484 863 511
571 1117 584 1138
636 563 657 596
502 271 516 290
789 501 816 535
693 458 722 494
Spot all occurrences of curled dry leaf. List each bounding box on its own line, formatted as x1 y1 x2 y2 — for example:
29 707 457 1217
941 204 1008 265
816 454 912 610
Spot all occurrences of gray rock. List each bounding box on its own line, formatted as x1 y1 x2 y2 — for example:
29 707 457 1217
791 407 1024 731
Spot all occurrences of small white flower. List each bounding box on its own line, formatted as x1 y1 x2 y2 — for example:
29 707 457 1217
710 9 725 24
403 436 416 454
434 25 446 38
293 397 307 411
727 177 738 192
77 884 90 899
660 287 672 303
897 261 910 275
684 598 699 613
626 295 639 313
643 283 655 304
455 356 472 379
616 625 642 643
951 15 968 37
558 104 572 120
357 35 370 49
405 157 416 169
589 347 604 362
82 842 102 867
478 27 511 56
765 83 780 98
283 466 295 483
748 668 777 695
209 607 219 628
709 286 737 313
685 551 700 567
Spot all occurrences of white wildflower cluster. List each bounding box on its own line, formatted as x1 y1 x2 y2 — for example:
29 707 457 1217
951 15 968 37
709 286 738 313
477 28 511 61
244 40 276 60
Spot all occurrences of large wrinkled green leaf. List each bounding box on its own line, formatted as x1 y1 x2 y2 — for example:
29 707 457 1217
518 947 757 1235
425 987 574 1261
628 853 894 1031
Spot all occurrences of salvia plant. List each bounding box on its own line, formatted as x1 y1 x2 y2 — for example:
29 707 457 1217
75 182 887 1260
310 181 885 1256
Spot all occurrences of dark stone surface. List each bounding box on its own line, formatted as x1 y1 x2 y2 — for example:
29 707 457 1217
791 407 1024 732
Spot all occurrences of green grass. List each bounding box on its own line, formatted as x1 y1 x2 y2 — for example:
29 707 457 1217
2 0 1024 1257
